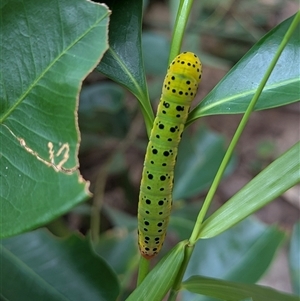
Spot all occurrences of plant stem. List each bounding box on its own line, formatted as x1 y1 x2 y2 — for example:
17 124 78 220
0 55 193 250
168 10 300 300
168 243 195 301
190 10 300 244
169 0 195 63
137 256 150 285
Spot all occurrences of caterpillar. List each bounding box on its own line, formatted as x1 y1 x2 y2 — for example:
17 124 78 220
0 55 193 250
138 52 202 259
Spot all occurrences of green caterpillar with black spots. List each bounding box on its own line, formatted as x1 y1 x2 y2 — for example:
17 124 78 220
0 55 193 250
138 52 202 259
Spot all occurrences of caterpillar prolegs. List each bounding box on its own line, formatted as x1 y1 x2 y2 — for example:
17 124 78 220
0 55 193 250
138 52 202 259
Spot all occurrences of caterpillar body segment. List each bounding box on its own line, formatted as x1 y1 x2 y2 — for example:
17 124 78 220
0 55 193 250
138 52 202 259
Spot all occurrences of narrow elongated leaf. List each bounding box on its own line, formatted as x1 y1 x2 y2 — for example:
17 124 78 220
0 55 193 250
224 225 286 283
95 230 139 276
97 0 154 133
182 275 299 301
103 204 137 231
0 229 120 301
187 14 300 124
289 222 300 295
126 241 186 301
79 82 128 136
142 32 169 76
199 142 300 239
174 126 235 200
0 0 109 238
185 219 285 283
182 218 286 301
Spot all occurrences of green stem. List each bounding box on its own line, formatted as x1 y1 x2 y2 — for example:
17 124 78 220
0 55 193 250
169 0 195 63
139 92 155 138
168 243 195 301
190 11 300 244
169 10 300 300
137 256 151 285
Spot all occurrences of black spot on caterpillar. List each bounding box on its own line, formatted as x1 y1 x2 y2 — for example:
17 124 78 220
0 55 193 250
138 52 202 259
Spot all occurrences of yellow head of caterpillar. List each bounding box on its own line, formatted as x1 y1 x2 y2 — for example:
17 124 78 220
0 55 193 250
163 52 202 104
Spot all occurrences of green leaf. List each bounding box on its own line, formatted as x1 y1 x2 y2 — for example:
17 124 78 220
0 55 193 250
187 14 300 124
0 229 120 301
169 202 202 241
79 82 129 136
185 218 285 284
182 218 286 301
0 0 110 238
289 221 300 295
95 230 139 276
174 126 236 200
182 275 299 301
79 82 125 116
79 66 130 152
103 204 137 231
126 241 186 301
199 142 300 239
142 32 170 76
96 0 154 135
224 225 286 283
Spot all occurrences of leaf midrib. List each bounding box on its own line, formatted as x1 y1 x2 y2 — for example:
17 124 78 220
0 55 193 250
195 76 298 116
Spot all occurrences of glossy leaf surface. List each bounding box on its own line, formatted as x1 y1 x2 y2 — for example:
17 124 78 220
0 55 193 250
0 0 109 238
96 0 154 134
182 218 286 301
174 126 235 200
0 229 120 301
126 241 186 301
199 142 300 239
182 275 299 301
187 14 300 124
187 219 285 281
